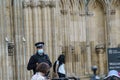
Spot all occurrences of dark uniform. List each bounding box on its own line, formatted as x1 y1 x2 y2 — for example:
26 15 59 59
27 52 52 74
27 42 52 74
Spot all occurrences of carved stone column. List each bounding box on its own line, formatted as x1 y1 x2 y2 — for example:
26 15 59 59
0 0 3 78
53 0 61 59
13 0 20 79
31 0 40 42
45 1 52 65
49 0 56 58
95 44 105 75
1 0 9 79
105 8 116 47
37 1 43 41
23 0 31 79
28 0 34 59
41 0 49 54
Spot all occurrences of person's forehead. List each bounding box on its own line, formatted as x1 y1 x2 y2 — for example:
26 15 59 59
37 47 43 49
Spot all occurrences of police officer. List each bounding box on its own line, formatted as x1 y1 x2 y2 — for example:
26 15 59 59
27 42 52 74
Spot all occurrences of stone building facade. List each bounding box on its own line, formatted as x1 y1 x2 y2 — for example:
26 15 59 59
0 0 120 80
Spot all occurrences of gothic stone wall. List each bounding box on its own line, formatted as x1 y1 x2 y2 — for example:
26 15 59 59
0 0 120 80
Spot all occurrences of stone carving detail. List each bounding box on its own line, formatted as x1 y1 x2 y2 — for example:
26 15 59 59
79 12 94 16
23 1 30 8
49 1 56 8
23 0 56 8
30 1 37 8
39 1 47 8
70 11 78 15
8 42 15 56
105 9 116 15
60 9 68 15
95 44 105 53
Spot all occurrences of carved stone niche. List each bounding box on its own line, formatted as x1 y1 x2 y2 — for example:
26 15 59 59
110 9 116 15
22 1 30 8
30 1 37 8
95 44 105 54
49 1 56 8
70 11 78 15
38 1 48 8
104 9 116 15
69 45 75 54
79 11 94 16
60 9 68 15
8 42 15 56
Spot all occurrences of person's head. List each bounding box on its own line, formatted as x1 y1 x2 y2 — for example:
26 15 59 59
104 70 120 80
58 54 65 63
35 42 44 55
36 62 50 75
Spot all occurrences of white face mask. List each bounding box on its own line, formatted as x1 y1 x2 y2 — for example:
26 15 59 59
38 49 44 55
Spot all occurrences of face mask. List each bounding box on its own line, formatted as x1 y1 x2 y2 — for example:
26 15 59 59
38 49 44 55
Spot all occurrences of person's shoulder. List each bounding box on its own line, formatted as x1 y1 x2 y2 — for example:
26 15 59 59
31 53 38 58
43 54 50 59
31 73 37 80
44 53 49 56
37 74 46 80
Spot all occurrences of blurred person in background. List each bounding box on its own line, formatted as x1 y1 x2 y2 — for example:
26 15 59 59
31 62 50 80
104 70 120 80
